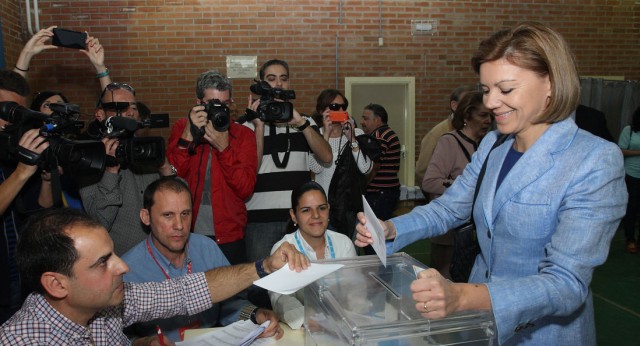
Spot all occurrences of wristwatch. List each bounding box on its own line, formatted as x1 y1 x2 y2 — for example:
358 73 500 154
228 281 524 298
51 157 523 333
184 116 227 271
250 307 259 324
351 140 359 149
292 119 311 132
239 304 259 324
163 165 178 177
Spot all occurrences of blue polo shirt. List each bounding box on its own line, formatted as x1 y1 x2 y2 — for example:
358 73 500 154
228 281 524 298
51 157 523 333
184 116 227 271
122 233 248 341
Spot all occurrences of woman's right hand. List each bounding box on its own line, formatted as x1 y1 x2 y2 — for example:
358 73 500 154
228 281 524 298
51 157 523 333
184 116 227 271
321 109 332 135
22 26 57 57
354 212 394 247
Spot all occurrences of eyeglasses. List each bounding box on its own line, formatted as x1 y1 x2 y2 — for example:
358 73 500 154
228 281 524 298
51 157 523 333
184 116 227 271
328 103 347 111
97 83 136 107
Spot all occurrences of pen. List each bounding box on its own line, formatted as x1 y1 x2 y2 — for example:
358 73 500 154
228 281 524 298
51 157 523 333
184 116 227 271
156 325 165 346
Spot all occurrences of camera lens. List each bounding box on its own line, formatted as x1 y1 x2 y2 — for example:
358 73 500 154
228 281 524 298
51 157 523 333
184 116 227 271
212 111 229 132
205 100 230 132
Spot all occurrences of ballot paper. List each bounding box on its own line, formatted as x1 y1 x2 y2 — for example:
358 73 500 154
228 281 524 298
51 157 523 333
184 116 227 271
175 320 274 346
362 195 387 267
413 264 427 277
253 262 343 295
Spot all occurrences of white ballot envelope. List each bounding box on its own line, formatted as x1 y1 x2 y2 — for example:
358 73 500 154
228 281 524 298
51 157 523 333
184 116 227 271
413 264 427 278
253 263 343 295
362 195 387 267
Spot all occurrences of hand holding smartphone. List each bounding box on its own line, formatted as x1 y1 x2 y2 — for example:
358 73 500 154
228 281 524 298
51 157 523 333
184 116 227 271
329 111 349 122
52 28 87 50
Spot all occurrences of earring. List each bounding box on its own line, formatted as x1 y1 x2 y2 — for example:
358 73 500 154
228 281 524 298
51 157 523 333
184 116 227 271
463 122 467 127
293 222 297 227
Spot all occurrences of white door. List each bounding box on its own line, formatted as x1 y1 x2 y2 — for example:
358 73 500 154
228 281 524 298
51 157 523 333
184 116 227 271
345 77 416 186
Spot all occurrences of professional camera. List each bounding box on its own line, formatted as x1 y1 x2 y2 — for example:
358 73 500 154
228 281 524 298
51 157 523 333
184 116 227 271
102 115 169 174
0 101 105 178
247 80 296 122
203 99 230 132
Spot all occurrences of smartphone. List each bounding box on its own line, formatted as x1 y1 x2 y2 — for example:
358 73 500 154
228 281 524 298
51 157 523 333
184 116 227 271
52 28 87 50
329 111 349 122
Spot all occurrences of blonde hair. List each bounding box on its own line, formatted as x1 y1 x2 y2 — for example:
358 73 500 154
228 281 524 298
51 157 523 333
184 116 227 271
471 22 580 123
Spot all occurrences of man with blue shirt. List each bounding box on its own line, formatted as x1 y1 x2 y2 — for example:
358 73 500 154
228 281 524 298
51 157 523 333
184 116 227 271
122 177 280 344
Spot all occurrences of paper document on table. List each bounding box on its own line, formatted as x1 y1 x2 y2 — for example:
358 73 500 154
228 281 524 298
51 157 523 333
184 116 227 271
238 320 270 346
254 263 343 295
362 195 387 267
176 320 274 346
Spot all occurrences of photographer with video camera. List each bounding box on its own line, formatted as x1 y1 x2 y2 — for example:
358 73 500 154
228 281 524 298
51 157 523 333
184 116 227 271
243 60 332 265
0 70 54 324
167 70 257 265
79 82 175 256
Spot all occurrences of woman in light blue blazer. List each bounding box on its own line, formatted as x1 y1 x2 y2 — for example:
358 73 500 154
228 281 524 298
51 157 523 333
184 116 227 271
355 22 627 345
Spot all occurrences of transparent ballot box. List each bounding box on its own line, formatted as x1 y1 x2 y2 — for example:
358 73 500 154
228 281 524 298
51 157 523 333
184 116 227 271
304 253 495 345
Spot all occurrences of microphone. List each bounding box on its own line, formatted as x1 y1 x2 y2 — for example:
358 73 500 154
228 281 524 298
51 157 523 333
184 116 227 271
105 116 141 133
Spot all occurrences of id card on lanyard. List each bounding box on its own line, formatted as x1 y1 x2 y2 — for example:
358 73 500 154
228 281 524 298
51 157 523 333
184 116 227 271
146 237 197 340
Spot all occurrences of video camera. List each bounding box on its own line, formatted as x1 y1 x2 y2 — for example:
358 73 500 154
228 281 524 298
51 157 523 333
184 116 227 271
0 101 106 178
100 114 169 174
245 80 296 123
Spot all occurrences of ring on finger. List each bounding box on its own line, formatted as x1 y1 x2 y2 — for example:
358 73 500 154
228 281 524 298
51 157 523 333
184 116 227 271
423 301 429 313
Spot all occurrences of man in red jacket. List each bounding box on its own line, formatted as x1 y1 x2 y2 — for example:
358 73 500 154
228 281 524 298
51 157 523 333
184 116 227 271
167 70 257 265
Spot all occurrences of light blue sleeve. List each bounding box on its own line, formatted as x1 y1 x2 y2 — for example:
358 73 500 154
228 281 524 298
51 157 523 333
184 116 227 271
385 132 499 254
617 125 631 149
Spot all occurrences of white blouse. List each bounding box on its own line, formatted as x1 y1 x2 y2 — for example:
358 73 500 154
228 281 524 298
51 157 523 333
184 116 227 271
308 128 373 194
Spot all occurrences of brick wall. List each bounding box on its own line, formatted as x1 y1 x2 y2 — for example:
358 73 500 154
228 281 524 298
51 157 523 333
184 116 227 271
1 1 24 70
2 0 639 146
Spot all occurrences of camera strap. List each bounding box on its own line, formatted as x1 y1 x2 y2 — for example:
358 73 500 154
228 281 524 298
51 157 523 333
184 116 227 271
47 161 63 208
188 109 203 155
17 146 41 166
269 123 291 168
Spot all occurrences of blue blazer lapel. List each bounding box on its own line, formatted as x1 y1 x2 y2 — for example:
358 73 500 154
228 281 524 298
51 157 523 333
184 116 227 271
485 119 578 225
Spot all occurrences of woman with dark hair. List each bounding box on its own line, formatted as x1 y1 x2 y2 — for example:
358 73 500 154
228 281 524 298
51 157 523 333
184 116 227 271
30 91 69 115
354 22 626 345
309 89 372 237
618 105 640 253
421 91 493 280
268 181 357 329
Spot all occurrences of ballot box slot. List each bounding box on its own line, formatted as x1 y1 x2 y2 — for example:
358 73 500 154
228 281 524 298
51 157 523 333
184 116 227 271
369 272 400 299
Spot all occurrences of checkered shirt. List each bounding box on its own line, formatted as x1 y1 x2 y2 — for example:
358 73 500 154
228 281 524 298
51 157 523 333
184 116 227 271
0 272 211 345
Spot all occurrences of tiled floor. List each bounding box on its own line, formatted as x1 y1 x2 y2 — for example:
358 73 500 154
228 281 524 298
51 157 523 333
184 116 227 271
399 227 639 345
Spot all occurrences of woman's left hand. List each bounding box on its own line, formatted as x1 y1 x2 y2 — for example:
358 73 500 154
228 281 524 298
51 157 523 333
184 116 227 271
82 34 105 68
322 110 332 132
410 268 459 319
342 117 355 141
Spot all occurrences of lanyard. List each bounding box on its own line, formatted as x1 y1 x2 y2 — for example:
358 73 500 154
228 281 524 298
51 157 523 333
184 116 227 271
146 237 192 280
294 230 335 259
